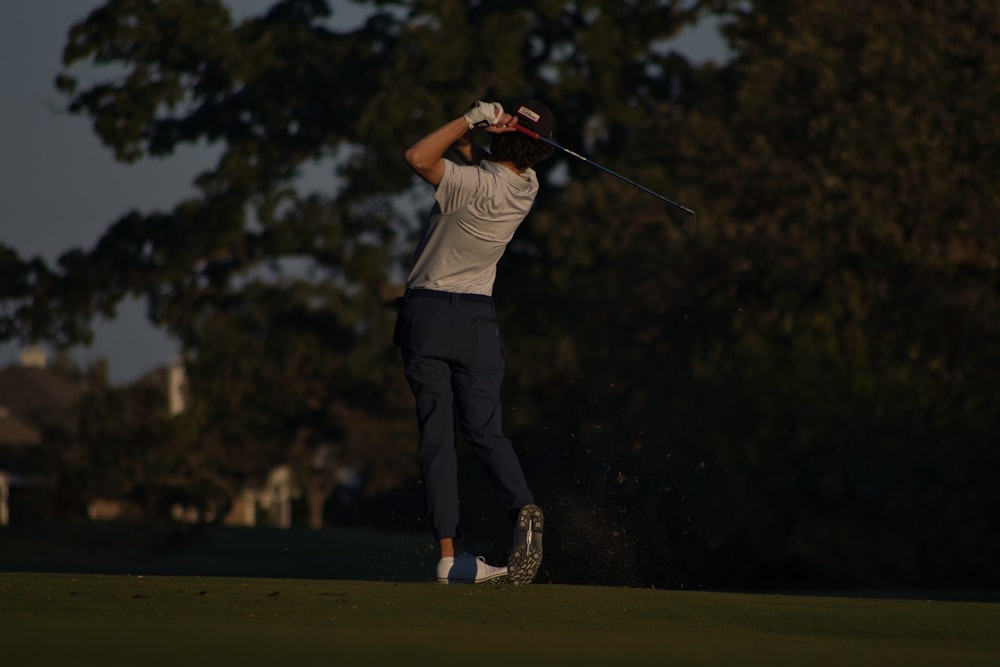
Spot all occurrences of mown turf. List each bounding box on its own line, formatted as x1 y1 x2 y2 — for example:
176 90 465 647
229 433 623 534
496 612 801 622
2 572 997 666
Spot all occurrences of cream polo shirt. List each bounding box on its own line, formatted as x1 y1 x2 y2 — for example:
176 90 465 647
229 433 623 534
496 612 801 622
405 159 539 296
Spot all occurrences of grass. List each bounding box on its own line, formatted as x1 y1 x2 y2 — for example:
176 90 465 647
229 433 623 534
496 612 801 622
2 524 998 665
2 572 998 666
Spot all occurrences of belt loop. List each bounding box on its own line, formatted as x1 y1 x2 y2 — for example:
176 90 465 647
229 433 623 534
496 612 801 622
450 292 459 304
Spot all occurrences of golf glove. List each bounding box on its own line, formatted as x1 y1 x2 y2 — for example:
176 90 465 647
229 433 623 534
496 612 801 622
463 101 504 129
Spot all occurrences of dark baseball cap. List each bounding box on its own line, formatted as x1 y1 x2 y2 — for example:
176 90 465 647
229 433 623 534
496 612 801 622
509 99 555 138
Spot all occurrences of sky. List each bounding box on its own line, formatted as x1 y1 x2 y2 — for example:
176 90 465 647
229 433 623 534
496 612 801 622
0 1 727 385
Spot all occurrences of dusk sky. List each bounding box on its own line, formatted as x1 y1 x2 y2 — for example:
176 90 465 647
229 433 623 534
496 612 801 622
0 1 726 384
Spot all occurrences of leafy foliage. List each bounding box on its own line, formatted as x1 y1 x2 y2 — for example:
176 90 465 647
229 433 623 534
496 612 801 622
1 0 996 587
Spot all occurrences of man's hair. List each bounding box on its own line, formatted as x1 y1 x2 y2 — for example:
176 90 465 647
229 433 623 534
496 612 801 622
488 133 553 170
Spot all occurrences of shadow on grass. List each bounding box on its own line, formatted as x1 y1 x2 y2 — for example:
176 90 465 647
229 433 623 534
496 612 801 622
0 522 438 582
5 523 999 602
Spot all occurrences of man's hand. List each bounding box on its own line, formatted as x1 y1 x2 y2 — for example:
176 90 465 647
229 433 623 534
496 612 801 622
463 101 504 128
483 112 518 133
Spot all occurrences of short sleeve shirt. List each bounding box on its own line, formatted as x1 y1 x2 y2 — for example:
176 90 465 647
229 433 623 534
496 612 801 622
405 159 539 296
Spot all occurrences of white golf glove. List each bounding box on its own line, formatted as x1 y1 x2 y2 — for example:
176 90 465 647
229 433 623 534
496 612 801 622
463 101 504 129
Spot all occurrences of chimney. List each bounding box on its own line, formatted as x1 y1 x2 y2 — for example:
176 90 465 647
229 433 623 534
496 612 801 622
168 358 187 416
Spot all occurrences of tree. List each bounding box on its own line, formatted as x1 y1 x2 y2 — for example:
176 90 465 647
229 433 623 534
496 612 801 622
36 0 424 524
680 0 1000 587
2 0 996 587
502 0 1000 587
25 0 706 535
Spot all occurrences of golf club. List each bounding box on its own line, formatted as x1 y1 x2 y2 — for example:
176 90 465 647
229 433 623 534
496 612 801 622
513 124 696 217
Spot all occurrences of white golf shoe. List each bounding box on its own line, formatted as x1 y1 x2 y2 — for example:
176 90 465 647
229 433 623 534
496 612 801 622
436 552 508 584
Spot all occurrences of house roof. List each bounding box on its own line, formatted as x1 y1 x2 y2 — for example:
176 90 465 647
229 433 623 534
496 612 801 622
0 407 42 446
0 364 83 432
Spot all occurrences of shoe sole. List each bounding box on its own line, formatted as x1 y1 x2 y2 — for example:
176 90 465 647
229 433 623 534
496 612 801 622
507 504 544 585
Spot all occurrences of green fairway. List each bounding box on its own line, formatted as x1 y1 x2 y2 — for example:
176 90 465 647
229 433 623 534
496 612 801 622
2 572 997 666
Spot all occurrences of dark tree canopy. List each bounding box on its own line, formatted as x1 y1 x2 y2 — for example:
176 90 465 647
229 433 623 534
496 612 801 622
1 0 997 588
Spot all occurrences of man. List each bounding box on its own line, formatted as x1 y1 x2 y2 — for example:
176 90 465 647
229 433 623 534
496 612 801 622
395 99 555 584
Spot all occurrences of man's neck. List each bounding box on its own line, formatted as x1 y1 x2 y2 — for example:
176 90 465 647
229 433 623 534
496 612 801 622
496 160 524 175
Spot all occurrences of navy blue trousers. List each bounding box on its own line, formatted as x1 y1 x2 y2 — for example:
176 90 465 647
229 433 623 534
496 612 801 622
394 289 534 541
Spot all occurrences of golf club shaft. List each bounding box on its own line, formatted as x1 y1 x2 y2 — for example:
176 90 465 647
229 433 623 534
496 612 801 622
513 124 695 216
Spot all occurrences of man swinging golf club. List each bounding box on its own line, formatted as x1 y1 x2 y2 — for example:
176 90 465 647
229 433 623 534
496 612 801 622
395 99 553 584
